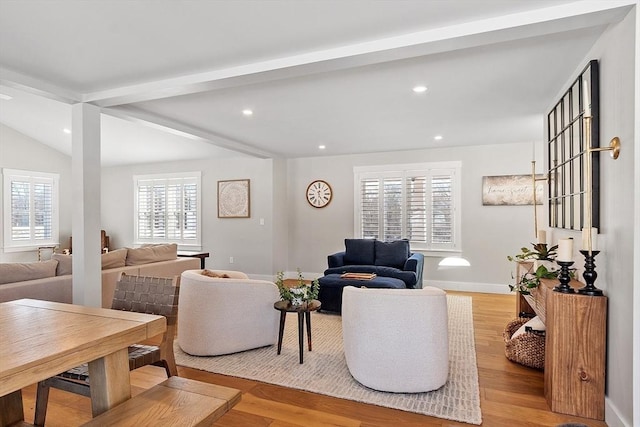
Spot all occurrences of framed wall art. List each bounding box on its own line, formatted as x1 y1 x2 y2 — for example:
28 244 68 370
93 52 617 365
217 179 250 218
482 175 545 206
546 59 599 230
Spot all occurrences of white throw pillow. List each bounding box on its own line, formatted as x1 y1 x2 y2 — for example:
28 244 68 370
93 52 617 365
512 316 545 339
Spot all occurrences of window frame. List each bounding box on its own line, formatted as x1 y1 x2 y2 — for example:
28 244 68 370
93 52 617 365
2 168 60 252
353 161 461 253
133 171 202 250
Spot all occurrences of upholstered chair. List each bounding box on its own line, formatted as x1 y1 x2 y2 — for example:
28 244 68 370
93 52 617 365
341 286 449 393
178 269 280 356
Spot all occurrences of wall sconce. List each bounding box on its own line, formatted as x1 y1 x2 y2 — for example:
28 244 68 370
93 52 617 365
579 110 621 296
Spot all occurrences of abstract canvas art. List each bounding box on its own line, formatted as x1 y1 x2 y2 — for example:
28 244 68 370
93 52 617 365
218 179 250 218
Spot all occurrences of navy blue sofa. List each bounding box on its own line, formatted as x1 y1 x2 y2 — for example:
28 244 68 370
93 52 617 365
324 238 424 289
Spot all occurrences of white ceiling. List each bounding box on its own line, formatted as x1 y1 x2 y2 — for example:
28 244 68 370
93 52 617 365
0 0 635 166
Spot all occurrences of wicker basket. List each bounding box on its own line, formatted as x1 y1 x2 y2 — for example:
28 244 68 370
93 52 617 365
503 317 545 370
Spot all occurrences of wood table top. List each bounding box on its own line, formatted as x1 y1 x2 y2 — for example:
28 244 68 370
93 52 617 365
0 299 166 397
273 299 321 312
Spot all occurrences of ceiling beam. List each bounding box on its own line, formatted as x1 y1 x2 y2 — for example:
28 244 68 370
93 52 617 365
102 106 275 159
0 67 81 104
84 0 635 108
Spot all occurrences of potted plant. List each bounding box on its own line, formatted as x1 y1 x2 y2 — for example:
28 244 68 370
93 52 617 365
276 270 319 306
508 264 559 295
506 243 558 263
507 243 559 295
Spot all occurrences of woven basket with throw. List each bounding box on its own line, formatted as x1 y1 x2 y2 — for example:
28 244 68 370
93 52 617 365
503 317 545 370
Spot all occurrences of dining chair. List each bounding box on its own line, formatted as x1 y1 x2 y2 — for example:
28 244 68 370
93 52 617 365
33 273 180 426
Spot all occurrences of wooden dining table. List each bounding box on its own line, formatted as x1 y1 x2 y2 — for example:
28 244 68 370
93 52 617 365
0 298 166 426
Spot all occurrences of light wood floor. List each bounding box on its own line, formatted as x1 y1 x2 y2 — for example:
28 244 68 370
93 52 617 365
19 292 607 426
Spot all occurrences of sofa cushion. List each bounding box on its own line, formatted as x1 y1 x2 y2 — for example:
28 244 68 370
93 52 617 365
102 248 128 269
323 265 417 288
0 260 58 285
49 250 128 274
126 243 178 266
344 239 375 265
52 253 73 276
374 240 410 269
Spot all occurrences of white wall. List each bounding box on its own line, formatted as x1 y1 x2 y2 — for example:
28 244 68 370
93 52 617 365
547 9 636 426
101 157 278 277
0 124 73 262
287 141 544 290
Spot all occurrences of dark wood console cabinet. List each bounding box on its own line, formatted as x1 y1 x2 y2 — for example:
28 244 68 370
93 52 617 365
515 262 607 420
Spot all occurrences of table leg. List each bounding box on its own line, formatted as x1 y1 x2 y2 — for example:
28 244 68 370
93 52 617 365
277 311 286 355
297 311 304 364
305 310 313 351
305 311 311 351
0 390 24 427
87 348 131 417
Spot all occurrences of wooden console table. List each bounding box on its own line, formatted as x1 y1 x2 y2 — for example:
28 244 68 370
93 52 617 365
177 251 210 269
515 262 607 420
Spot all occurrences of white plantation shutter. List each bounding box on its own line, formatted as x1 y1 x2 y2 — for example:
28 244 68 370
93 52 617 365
137 182 153 239
360 178 379 239
406 175 427 243
431 174 453 245
3 169 59 250
183 182 197 240
354 163 460 251
382 178 402 241
134 172 201 247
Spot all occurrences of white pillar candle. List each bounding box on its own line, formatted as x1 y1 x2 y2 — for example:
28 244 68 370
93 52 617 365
581 227 598 251
537 230 547 244
557 238 574 262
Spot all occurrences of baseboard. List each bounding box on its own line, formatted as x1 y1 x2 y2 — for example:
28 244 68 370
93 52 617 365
605 397 631 427
423 279 512 294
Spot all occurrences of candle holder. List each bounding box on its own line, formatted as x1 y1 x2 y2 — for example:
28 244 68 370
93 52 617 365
579 250 604 296
553 261 575 293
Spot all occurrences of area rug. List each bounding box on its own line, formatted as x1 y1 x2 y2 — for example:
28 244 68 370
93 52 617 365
174 294 482 425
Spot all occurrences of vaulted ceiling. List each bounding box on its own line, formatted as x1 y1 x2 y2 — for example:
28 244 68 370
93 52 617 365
0 0 634 166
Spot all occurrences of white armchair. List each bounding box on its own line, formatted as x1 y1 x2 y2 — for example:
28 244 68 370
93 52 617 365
178 269 280 356
341 286 449 393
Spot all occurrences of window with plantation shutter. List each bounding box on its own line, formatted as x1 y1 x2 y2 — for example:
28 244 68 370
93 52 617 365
3 169 59 251
134 172 201 248
354 162 461 252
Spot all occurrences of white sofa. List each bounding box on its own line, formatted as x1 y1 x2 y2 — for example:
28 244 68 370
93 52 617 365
0 244 200 307
341 286 449 393
178 269 280 356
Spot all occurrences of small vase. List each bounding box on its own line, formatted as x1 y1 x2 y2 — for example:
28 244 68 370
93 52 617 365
291 297 303 306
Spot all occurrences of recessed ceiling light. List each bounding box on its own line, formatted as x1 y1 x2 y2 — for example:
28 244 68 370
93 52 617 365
412 85 427 93
434 135 443 140
318 145 326 150
0 93 12 101
242 109 253 116
63 128 71 134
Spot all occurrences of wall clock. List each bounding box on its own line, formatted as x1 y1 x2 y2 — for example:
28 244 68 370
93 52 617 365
306 180 333 208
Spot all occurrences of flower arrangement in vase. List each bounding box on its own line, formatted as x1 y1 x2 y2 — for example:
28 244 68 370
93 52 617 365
275 270 319 307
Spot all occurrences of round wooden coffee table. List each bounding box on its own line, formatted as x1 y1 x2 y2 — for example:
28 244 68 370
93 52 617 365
273 299 321 364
